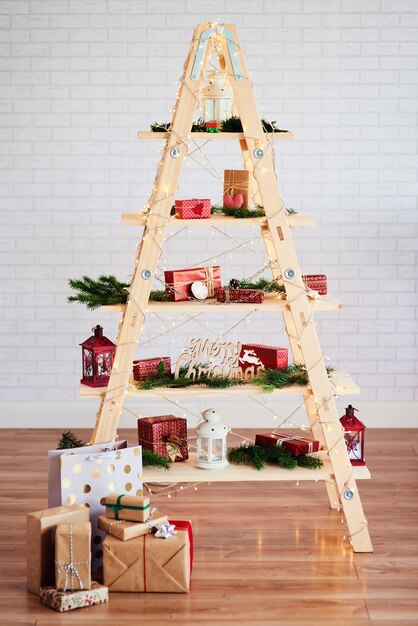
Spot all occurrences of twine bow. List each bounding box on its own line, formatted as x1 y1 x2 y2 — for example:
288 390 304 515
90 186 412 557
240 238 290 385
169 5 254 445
203 267 215 297
106 494 150 520
224 170 248 195
55 524 87 592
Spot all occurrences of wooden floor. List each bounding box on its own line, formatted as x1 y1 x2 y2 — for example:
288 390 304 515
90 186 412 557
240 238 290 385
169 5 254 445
1 428 418 625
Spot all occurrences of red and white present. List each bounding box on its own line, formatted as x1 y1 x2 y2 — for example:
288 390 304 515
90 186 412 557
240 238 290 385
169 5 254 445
302 274 327 295
216 288 264 304
239 344 288 371
164 266 222 302
133 357 171 381
175 199 211 219
138 415 188 462
255 432 319 457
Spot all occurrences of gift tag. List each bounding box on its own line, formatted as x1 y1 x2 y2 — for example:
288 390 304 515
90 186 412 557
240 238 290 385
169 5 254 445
191 281 208 300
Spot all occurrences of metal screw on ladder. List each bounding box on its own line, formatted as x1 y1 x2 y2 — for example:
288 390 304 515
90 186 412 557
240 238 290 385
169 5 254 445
253 147 264 159
141 269 152 280
284 268 295 280
169 146 181 159
343 489 355 501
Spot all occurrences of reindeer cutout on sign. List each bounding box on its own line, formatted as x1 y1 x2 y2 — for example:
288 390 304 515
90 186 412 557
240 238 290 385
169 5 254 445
239 349 263 368
174 338 264 382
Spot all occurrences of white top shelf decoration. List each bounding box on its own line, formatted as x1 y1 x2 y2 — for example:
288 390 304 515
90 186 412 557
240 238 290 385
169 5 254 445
201 70 233 124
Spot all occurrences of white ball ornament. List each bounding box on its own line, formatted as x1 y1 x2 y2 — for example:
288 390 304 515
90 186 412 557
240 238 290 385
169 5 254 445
191 280 208 300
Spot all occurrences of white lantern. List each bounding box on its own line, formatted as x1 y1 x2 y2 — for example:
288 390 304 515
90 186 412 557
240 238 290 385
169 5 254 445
201 70 233 125
195 408 229 469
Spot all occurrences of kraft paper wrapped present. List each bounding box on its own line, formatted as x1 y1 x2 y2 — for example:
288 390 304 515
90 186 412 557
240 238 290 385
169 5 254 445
224 169 250 210
49 441 143 572
103 523 191 593
40 581 108 612
27 504 89 595
104 493 151 523
98 511 168 541
55 522 91 592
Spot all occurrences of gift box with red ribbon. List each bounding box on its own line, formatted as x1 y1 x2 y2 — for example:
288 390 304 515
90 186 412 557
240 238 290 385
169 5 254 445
216 288 264 304
164 266 221 302
137 415 188 462
103 519 192 593
255 432 320 457
175 199 211 219
133 357 171 382
302 274 327 295
238 344 288 371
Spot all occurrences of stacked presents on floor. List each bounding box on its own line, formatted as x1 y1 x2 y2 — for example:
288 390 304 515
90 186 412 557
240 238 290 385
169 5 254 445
27 436 193 612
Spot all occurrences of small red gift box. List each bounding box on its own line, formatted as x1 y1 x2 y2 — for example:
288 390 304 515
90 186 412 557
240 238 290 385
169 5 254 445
216 288 264 304
133 357 171 381
239 344 288 371
302 274 327 295
138 415 188 462
164 266 222 302
255 433 319 457
175 199 211 219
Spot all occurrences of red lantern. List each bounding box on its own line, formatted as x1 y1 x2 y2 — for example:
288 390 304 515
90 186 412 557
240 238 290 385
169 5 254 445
80 325 116 388
340 405 366 466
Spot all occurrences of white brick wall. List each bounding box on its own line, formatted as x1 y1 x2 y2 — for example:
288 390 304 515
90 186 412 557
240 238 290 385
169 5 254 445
1 0 417 425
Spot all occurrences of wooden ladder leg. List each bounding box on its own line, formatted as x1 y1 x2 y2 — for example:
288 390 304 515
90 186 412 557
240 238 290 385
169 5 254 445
223 23 372 551
258 225 340 510
91 24 214 443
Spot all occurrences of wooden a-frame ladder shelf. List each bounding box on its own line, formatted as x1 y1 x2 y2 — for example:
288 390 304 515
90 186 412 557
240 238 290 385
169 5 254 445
87 22 372 553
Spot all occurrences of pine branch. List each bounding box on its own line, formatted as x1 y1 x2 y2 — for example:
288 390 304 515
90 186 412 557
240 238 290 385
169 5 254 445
149 290 172 301
142 448 171 470
228 277 285 294
57 431 87 449
227 443 322 471
68 275 129 309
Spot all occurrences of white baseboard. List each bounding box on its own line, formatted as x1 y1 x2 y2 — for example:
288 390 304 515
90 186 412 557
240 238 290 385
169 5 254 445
0 400 417 429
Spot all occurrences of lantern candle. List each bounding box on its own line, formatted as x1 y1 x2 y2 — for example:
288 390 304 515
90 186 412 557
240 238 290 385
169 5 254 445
340 404 366 466
80 325 116 388
195 409 229 469
201 70 233 126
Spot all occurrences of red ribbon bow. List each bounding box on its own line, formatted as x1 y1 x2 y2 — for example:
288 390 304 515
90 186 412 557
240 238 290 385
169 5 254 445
192 202 204 217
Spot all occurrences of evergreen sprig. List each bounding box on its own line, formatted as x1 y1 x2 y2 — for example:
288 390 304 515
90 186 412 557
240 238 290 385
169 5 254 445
150 117 288 134
137 370 245 391
226 277 285 294
149 290 172 301
253 364 334 393
142 448 171 470
68 275 129 309
57 431 87 449
211 205 266 219
227 443 323 471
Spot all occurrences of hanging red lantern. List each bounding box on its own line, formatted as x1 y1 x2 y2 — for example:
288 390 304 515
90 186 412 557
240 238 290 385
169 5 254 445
340 405 366 466
80 325 116 388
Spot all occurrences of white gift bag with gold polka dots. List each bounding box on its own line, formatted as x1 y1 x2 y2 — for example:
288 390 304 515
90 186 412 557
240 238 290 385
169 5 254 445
48 441 143 571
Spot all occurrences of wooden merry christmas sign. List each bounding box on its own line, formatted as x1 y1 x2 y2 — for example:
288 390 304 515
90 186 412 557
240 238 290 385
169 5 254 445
174 338 264 381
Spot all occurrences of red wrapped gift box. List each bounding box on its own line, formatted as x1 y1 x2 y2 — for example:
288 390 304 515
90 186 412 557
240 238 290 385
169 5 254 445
302 274 327 295
138 415 188 462
169 520 193 574
164 266 221 302
239 344 288 371
133 357 171 381
175 199 211 219
216 288 264 304
255 432 319 457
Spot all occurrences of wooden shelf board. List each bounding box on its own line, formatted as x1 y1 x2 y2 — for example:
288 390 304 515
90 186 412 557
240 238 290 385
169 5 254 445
137 131 293 141
79 370 360 399
102 294 343 314
120 211 315 228
143 452 370 483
